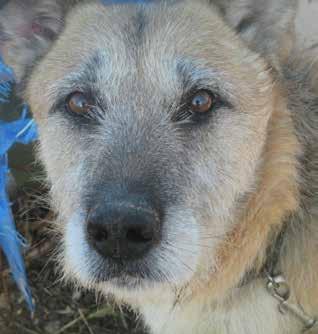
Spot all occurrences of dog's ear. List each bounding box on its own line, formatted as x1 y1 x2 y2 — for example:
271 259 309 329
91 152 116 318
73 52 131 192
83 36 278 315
0 0 73 82
211 0 298 67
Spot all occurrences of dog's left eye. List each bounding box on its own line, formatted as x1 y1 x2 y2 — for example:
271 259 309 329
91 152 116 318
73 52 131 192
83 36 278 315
66 92 91 114
190 90 214 113
172 89 219 123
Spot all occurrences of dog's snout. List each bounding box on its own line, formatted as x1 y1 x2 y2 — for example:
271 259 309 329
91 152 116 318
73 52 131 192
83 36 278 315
87 196 161 261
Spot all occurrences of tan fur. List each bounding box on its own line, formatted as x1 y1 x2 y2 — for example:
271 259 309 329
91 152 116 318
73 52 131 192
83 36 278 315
203 86 301 300
1 0 317 333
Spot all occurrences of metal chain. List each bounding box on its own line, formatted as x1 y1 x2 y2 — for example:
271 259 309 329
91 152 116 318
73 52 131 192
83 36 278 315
266 274 317 332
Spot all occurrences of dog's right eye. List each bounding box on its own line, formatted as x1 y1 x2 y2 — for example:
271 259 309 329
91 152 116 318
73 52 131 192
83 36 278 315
66 92 92 114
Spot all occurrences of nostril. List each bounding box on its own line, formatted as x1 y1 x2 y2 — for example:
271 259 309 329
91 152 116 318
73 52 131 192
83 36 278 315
95 229 108 242
126 226 153 244
88 223 108 242
86 195 161 261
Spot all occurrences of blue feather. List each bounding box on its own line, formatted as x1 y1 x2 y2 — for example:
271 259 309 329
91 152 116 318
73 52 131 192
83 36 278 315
0 57 37 313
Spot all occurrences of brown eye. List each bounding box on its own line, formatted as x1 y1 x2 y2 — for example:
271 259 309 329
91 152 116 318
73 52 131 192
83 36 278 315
190 90 214 113
67 92 91 114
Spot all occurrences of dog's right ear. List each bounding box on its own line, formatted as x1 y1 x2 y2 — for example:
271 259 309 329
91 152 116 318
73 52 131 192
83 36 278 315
0 0 74 83
211 0 298 69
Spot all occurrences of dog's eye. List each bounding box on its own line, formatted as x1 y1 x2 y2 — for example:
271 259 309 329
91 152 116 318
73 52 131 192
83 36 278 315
67 92 91 114
190 90 214 113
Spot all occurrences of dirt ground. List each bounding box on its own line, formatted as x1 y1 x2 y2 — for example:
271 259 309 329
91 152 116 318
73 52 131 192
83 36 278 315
1 1 318 334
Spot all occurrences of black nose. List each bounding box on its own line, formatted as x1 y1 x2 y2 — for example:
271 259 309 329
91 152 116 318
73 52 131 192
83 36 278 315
86 195 161 261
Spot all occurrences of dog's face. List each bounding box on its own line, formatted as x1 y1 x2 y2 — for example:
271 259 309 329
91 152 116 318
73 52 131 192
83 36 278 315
0 0 297 299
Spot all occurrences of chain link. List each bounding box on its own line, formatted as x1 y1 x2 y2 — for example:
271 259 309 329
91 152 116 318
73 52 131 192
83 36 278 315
266 274 317 332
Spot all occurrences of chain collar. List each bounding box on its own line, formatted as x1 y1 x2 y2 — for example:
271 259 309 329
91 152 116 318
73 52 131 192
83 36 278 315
266 273 317 332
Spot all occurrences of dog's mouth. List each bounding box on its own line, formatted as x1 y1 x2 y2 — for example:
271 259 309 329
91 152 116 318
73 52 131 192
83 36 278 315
64 208 201 291
91 256 163 287
64 212 166 288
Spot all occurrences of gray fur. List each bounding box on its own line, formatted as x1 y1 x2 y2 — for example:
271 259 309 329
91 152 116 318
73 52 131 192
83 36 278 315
1 0 317 333
211 0 298 67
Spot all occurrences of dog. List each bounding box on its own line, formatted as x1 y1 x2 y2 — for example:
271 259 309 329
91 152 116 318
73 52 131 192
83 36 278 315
1 0 318 333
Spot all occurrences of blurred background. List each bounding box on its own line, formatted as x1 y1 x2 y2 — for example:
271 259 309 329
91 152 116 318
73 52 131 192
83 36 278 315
0 0 317 333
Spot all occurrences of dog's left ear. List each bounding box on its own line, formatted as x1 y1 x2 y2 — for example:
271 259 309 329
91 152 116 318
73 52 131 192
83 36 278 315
211 0 298 67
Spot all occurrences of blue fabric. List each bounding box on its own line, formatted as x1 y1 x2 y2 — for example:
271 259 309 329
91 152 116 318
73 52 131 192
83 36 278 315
0 57 37 313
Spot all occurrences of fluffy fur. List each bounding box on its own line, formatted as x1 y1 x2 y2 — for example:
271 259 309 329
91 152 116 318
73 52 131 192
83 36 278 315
1 0 317 333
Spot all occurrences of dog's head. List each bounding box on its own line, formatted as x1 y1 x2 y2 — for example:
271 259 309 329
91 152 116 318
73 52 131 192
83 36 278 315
1 0 300 300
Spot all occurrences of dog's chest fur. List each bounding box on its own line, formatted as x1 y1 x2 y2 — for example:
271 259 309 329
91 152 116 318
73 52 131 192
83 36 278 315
137 280 303 334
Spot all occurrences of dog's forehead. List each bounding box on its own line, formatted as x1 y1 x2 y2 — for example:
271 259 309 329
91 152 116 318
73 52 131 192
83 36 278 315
52 1 239 78
30 0 270 109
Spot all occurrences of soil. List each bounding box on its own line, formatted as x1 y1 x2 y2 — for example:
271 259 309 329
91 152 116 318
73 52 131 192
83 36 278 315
0 187 147 334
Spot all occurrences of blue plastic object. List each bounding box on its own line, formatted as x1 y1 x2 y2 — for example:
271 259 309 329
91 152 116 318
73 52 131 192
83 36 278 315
0 56 37 313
